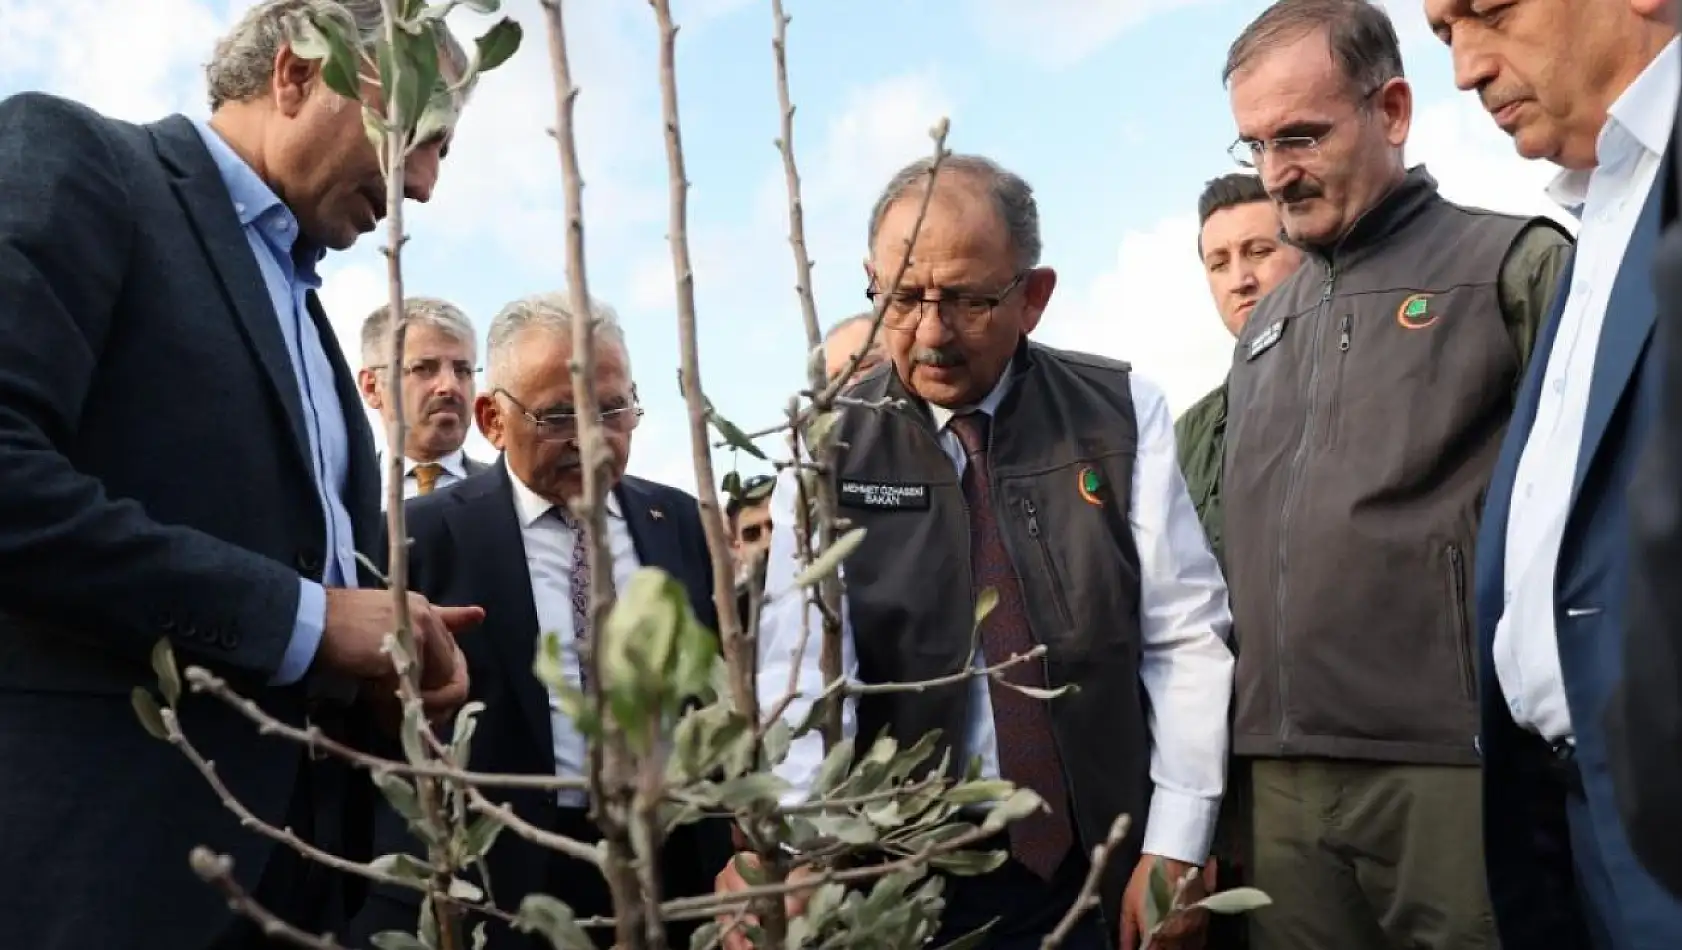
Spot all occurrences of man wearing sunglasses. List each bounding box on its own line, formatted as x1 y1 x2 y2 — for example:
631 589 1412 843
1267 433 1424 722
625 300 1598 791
1216 2 1573 947
346 292 729 949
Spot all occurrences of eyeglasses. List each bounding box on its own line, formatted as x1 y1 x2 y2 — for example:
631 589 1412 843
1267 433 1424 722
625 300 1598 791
494 387 643 442
367 358 479 382
1227 83 1385 169
865 271 1027 336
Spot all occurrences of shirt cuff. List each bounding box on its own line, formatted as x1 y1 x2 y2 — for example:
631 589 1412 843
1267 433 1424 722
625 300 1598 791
1140 786 1220 866
270 579 327 687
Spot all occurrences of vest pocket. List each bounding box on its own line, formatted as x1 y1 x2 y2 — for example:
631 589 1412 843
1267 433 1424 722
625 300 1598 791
1445 543 1474 699
1020 495 1076 631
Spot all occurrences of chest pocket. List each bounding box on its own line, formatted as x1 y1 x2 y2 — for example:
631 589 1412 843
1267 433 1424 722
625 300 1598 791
995 450 1142 661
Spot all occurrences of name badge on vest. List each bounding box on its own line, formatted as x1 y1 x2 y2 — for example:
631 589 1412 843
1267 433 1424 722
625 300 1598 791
838 480 931 511
1246 319 1285 361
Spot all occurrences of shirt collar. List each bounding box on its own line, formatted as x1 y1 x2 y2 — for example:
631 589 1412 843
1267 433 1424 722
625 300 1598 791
409 448 468 481
1546 36 1679 213
189 118 325 286
927 361 1017 433
508 468 623 529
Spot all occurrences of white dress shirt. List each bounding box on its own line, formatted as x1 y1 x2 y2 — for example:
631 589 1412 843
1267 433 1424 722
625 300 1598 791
1494 38 1679 744
507 473 641 808
756 364 1235 865
381 447 471 503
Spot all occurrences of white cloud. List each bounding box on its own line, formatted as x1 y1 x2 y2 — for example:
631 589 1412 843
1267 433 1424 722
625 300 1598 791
0 0 231 120
1040 90 1573 417
968 0 1219 69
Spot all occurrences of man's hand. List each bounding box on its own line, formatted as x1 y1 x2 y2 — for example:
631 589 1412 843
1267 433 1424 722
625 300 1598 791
713 852 816 950
1121 854 1209 950
322 589 483 730
319 588 482 684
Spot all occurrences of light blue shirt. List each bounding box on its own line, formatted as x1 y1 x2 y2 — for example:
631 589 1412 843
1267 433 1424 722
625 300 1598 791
193 121 359 686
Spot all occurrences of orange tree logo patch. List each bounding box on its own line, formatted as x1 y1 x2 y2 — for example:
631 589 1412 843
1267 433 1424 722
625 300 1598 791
1396 293 1439 330
1077 467 1104 506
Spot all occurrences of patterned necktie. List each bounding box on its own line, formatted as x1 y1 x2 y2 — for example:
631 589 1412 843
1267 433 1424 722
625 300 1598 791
412 461 444 496
947 410 1074 880
554 508 614 686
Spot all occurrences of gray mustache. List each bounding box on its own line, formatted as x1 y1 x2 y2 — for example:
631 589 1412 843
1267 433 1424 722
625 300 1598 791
912 347 965 367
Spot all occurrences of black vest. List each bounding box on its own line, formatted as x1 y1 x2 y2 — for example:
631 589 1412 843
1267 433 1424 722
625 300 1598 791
831 340 1149 916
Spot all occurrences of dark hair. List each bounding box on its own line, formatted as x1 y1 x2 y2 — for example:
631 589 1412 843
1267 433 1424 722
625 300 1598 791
1196 173 1272 256
1223 0 1404 95
1198 173 1271 227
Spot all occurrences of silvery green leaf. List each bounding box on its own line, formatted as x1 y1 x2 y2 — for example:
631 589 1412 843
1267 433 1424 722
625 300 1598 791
791 527 865 589
803 410 840 453
374 772 423 822
713 772 789 810
150 639 181 707
810 736 854 796
448 877 483 901
513 894 593 950
943 779 1014 807
1195 887 1274 914
459 812 505 863
473 17 522 73
370 852 435 882
131 688 167 741
972 587 998 631
979 788 1044 836
762 716 792 767
1145 857 1172 935
927 848 1006 876
687 922 721 950
705 397 767 460
471 922 489 950
400 705 427 765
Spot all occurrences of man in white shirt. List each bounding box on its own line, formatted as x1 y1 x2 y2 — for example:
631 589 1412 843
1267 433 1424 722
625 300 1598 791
357 295 489 499
1426 0 1682 946
715 154 1235 950
346 292 729 949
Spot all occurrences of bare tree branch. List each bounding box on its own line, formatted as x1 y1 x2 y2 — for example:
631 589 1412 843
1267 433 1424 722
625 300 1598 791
1039 814 1131 950
190 848 351 950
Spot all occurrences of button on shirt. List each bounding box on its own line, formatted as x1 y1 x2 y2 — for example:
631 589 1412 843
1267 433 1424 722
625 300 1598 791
507 473 640 809
191 121 358 687
1494 38 1680 743
756 367 1235 865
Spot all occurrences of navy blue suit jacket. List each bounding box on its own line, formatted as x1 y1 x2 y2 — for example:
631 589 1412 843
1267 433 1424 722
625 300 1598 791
1476 157 1682 950
348 461 730 948
0 93 382 949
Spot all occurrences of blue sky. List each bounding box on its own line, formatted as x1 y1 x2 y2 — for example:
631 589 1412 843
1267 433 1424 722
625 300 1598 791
0 0 1572 496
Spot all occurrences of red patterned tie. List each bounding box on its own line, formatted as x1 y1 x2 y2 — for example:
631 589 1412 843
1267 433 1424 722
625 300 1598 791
947 411 1074 880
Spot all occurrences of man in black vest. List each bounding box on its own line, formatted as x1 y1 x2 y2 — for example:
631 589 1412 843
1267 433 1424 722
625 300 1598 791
715 154 1236 950
1218 1 1573 948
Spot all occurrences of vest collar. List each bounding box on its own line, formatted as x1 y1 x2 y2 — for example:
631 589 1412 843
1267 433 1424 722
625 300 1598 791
1290 164 1442 268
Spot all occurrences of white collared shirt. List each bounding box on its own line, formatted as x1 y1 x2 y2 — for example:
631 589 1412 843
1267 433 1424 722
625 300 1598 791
1494 38 1680 743
381 448 471 503
756 363 1235 865
507 473 640 808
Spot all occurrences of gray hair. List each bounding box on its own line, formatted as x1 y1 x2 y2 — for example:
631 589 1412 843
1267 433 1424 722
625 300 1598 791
206 0 469 111
823 311 876 344
1223 0 1404 93
485 291 630 391
866 153 1042 272
359 296 476 370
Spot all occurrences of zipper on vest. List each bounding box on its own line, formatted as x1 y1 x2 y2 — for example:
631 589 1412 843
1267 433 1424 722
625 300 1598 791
1271 265 1336 746
1338 313 1351 352
1022 497 1075 630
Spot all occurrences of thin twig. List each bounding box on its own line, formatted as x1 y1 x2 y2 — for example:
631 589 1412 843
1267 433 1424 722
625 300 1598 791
1040 814 1132 950
190 848 350 950
542 1 651 945
465 788 603 865
185 667 591 791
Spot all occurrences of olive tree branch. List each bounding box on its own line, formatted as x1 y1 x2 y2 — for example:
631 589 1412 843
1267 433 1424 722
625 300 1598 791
189 848 350 950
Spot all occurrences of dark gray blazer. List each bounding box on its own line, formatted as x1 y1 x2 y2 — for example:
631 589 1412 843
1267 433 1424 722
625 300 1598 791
0 92 382 948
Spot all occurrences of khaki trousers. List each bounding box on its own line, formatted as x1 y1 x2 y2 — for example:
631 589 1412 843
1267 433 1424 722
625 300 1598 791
1247 759 1498 950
